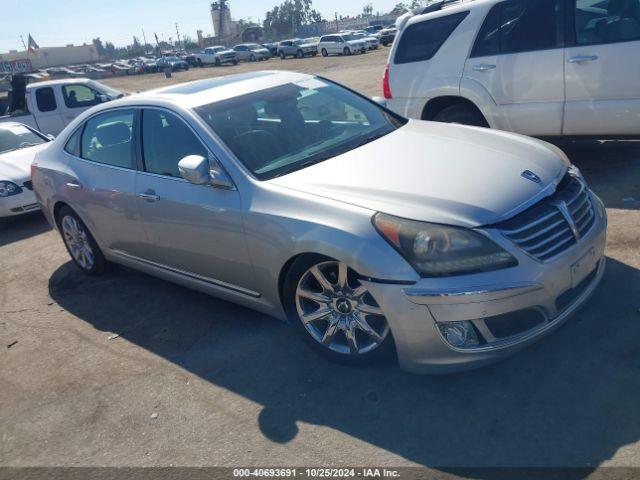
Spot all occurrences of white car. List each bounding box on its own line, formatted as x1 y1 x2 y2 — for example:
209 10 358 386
352 32 380 50
318 34 369 57
0 122 51 217
233 44 271 62
384 0 640 137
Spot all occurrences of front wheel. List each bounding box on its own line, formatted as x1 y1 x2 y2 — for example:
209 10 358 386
197 59 203 67
57 207 108 276
279 51 286 60
284 256 394 365
343 47 351 56
321 48 328 57
250 54 256 62
296 49 304 59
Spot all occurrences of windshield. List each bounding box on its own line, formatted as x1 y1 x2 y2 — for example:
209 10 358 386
342 34 359 41
0 124 47 155
195 77 406 180
293 39 304 45
165 56 180 61
248 44 263 50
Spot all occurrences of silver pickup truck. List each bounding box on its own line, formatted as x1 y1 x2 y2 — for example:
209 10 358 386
0 78 123 136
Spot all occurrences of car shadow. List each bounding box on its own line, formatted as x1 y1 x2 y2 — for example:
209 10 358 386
48 256 640 470
0 212 52 247
558 140 640 211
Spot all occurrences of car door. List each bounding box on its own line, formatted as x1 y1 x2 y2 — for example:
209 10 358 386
62 108 150 258
463 0 566 136
31 86 65 135
59 83 103 127
135 107 257 293
564 0 640 135
334 36 345 54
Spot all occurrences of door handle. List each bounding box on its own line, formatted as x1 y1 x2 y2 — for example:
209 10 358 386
65 182 82 191
473 63 496 72
568 55 598 63
138 190 160 202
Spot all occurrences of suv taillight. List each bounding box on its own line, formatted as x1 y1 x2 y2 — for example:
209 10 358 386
383 64 392 99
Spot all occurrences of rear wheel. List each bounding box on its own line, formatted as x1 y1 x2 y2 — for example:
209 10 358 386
197 58 203 67
321 48 328 57
250 54 256 62
284 256 394 365
215 57 221 66
57 207 107 276
296 49 304 59
343 47 351 56
432 103 489 127
279 51 286 60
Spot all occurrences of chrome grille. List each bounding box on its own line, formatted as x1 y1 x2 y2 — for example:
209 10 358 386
496 174 596 261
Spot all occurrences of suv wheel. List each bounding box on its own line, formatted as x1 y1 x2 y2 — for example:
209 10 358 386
296 49 304 59
343 47 351 56
283 256 394 365
433 104 489 128
57 207 108 276
279 51 286 60
250 54 256 62
321 48 328 57
197 58 203 67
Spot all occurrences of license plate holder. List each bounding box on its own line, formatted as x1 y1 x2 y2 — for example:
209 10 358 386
570 247 597 288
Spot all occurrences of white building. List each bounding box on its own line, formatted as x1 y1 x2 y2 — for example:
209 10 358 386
0 44 99 70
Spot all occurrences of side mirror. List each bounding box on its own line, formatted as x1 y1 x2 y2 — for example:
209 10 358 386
178 155 234 189
98 94 109 103
371 96 387 108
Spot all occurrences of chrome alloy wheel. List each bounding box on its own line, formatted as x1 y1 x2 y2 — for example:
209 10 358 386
61 215 95 271
295 261 390 355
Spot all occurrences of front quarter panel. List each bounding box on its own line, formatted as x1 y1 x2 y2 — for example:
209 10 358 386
241 180 420 320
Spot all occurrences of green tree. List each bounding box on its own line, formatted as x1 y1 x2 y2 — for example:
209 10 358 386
92 38 106 58
389 2 408 15
362 3 373 17
263 0 324 38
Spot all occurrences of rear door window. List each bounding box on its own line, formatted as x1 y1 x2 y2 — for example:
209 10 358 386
35 87 57 112
394 11 469 64
80 109 135 169
574 0 640 45
471 0 563 57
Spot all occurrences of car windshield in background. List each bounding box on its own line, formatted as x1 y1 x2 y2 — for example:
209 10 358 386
248 44 263 50
343 34 359 41
195 77 406 180
0 125 46 154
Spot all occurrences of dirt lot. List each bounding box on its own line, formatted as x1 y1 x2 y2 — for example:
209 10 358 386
1 49 640 470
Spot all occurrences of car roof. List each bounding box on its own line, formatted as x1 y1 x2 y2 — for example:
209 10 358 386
25 78 92 90
119 70 315 109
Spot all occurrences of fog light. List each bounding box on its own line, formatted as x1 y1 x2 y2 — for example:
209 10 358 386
438 321 480 348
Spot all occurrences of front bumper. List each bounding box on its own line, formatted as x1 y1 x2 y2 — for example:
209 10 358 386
362 194 608 374
0 188 39 217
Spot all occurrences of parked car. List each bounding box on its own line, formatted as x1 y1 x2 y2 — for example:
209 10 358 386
0 78 123 136
379 27 397 46
233 44 271 61
263 42 280 56
143 58 159 73
32 71 607 374
351 32 380 50
156 55 190 71
193 46 239 67
277 38 318 59
384 0 640 137
364 25 385 37
318 34 369 56
0 122 52 217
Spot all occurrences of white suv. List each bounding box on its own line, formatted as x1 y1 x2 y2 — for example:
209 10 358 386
318 34 369 56
384 0 640 137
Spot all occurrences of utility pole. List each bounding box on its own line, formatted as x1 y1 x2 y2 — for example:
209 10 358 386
142 28 148 54
335 12 339 32
175 23 182 51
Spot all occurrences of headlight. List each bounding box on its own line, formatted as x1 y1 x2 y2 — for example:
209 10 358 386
373 213 517 277
0 181 23 198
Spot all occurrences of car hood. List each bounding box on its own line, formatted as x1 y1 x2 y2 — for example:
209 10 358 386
0 143 48 183
268 120 567 228
252 48 270 54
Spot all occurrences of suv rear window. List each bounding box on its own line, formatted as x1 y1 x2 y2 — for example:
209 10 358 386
394 11 469 64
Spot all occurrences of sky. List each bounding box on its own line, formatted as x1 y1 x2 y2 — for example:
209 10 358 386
0 0 401 53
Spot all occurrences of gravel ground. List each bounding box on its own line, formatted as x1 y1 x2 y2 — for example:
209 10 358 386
1 49 640 470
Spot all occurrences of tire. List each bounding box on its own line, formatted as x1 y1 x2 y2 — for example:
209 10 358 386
233 59 239 65
312 52 317 57
279 51 286 60
283 255 395 366
56 206 108 276
432 103 489 128
197 59 203 67
215 57 221 67
343 47 351 56
250 54 256 62
296 49 304 59
382 41 389 47
321 48 328 57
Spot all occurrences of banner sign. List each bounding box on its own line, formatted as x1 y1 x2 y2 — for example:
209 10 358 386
0 59 33 74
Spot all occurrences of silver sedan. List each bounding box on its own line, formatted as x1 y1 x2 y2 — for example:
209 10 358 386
32 71 607 373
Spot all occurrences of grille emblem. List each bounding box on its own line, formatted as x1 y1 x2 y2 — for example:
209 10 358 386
554 201 581 241
521 170 542 184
